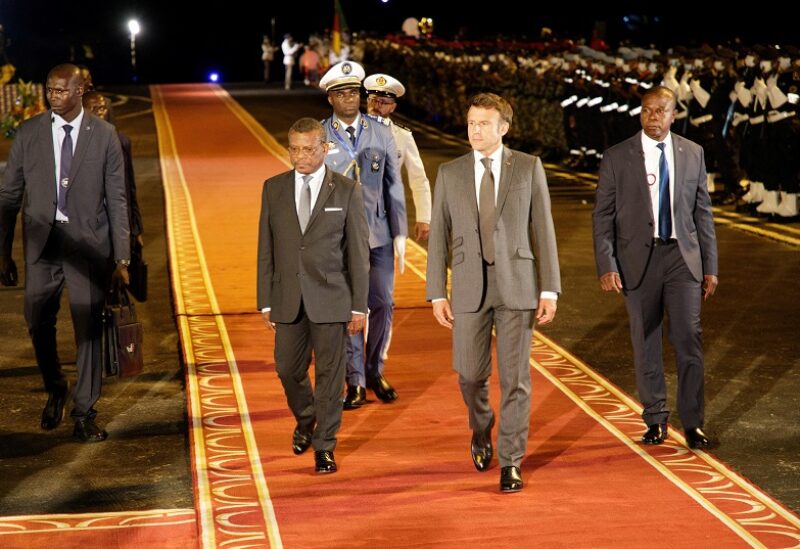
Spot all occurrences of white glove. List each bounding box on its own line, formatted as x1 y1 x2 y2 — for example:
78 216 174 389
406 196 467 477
393 235 406 274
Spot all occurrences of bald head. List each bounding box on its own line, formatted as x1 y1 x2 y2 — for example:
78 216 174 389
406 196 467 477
46 63 85 121
82 91 110 122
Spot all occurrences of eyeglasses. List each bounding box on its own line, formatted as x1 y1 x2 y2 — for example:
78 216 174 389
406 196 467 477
370 97 396 107
333 89 360 100
46 87 74 97
288 143 323 156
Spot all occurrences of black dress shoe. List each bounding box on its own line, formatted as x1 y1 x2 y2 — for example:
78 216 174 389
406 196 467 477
41 383 69 431
685 427 710 449
500 466 523 493
367 375 398 402
292 421 315 455
470 415 495 472
641 423 668 445
342 385 367 410
73 418 108 443
314 450 337 474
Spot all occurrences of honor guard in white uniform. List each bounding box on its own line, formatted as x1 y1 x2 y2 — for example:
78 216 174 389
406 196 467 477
364 73 432 241
319 61 408 409
364 72 432 363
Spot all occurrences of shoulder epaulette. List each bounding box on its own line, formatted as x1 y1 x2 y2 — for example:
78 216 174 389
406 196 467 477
365 113 391 126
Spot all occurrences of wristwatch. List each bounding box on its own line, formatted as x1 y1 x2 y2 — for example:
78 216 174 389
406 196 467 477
117 259 131 266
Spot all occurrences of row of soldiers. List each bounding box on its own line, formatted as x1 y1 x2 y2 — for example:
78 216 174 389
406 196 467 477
360 38 800 219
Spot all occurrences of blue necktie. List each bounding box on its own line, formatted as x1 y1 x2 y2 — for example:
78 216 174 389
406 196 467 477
657 142 671 241
58 124 73 217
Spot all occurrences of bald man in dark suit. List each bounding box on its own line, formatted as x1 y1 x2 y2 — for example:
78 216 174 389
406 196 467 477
593 85 718 449
0 64 130 442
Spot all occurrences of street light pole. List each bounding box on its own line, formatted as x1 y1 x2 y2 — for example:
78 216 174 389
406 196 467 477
128 19 140 82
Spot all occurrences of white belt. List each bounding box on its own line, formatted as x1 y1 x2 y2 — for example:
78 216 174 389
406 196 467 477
767 110 796 123
732 113 749 127
587 96 603 107
629 106 642 117
690 114 713 126
560 95 578 108
600 102 619 113
575 97 589 108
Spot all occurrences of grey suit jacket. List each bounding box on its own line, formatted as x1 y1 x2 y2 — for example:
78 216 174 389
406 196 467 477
322 114 407 248
593 131 718 290
0 110 129 265
426 147 561 313
256 168 370 324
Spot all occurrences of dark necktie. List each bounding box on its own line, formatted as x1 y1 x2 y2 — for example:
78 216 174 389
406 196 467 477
345 126 356 146
59 124 73 216
298 174 312 233
479 157 495 264
657 142 672 241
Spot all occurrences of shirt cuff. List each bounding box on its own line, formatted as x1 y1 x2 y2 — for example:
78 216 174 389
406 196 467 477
540 291 558 301
261 307 270 313
352 311 365 315
431 298 447 303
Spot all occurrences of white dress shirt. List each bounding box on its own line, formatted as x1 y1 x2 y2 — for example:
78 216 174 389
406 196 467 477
51 108 84 221
294 164 326 216
641 131 676 239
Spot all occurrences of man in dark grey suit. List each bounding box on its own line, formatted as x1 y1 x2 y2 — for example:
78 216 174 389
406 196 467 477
0 64 130 442
593 85 718 450
257 118 369 474
427 93 561 493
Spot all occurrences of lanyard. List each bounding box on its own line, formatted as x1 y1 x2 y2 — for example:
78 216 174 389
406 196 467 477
330 118 363 181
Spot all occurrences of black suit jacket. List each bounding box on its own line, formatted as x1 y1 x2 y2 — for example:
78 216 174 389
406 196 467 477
0 110 129 266
257 168 370 324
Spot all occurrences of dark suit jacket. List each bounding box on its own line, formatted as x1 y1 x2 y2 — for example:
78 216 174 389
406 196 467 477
593 131 718 290
0 110 129 266
257 168 370 324
426 147 561 313
118 131 143 237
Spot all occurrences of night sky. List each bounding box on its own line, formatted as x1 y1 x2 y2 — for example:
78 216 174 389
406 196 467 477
1 2 796 85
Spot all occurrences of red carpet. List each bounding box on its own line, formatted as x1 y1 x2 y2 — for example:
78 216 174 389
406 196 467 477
5 84 796 548
151 84 800 548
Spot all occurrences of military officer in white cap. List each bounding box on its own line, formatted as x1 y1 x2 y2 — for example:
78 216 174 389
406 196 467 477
319 61 408 409
364 73 431 241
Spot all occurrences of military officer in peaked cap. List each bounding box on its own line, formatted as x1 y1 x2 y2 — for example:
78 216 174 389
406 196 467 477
319 61 408 409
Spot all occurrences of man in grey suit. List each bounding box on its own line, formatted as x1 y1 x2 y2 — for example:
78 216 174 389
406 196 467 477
319 61 408 410
427 93 561 493
0 64 130 442
257 118 369 474
593 85 718 449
